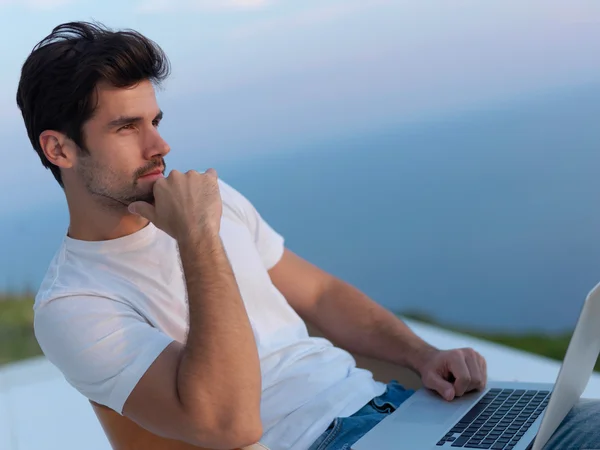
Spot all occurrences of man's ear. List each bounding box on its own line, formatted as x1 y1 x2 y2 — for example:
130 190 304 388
39 130 78 170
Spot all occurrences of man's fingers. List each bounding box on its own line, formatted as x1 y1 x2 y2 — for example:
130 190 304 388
421 349 488 402
425 372 456 401
128 201 156 222
478 355 488 388
449 355 471 397
464 350 485 391
204 168 218 178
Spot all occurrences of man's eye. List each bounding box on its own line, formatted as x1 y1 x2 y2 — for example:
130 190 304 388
119 124 135 131
152 120 160 127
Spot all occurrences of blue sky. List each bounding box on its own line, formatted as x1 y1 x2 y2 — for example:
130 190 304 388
1 0 599 214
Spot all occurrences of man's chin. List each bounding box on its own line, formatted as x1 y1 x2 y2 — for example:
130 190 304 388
127 193 155 205
102 190 154 207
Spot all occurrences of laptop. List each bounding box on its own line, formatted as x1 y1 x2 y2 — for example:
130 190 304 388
353 281 600 450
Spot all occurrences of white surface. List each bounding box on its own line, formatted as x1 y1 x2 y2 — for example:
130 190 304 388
0 358 110 450
0 390 16 450
1 320 599 449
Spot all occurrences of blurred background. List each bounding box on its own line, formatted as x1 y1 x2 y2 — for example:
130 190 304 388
2 0 600 375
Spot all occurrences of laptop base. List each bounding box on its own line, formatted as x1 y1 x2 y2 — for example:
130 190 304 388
353 381 553 450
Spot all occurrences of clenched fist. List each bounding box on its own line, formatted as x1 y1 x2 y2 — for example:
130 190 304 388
418 347 487 401
128 168 222 242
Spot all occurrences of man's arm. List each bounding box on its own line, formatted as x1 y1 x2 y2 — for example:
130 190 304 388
268 248 436 371
268 248 487 400
123 170 262 449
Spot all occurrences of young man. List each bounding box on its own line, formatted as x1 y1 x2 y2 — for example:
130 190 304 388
17 21 600 450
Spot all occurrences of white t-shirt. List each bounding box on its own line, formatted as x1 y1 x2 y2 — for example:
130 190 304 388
33 180 385 450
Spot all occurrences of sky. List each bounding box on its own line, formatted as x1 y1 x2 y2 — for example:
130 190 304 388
1 0 600 214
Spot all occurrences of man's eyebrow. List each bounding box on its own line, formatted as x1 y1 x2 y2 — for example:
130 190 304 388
106 110 163 129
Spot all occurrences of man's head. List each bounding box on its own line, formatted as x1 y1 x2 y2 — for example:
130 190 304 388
16 21 171 207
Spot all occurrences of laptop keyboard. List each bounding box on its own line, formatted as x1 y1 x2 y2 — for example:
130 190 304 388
435 388 550 449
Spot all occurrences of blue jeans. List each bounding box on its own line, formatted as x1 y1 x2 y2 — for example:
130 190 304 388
308 382 600 450
307 381 414 450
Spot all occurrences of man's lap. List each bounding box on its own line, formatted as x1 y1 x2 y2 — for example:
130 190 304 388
307 381 414 450
308 382 600 450
543 397 600 449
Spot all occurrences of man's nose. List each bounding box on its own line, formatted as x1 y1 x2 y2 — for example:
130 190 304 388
144 127 171 159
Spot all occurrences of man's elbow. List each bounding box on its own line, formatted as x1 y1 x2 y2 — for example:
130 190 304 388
221 416 263 449
232 419 264 448
188 413 263 449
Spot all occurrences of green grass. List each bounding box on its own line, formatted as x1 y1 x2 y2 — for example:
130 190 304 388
0 295 594 372
0 294 43 365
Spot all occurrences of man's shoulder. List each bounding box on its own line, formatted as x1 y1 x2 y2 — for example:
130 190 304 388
34 242 124 312
217 178 255 223
34 241 69 308
217 178 247 207
35 223 179 307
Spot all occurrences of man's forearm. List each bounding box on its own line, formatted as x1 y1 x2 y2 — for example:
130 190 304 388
312 278 438 374
176 231 261 423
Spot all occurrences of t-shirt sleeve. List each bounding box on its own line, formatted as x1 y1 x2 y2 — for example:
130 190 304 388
219 180 285 270
33 295 174 415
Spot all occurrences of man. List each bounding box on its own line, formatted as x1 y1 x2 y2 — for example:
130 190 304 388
17 21 600 450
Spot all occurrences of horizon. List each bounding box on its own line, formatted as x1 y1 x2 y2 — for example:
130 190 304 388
3 83 600 335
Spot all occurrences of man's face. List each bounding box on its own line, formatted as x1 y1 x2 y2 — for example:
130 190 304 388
74 79 170 207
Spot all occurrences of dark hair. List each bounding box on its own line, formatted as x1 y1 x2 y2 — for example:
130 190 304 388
16 21 171 187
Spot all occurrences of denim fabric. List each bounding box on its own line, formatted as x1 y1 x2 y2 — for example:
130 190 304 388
308 384 600 450
307 381 414 450
543 398 600 449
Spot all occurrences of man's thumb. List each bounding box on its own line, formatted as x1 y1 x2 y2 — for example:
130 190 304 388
128 201 155 221
428 374 455 401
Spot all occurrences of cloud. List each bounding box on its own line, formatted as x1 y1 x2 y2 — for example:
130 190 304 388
135 0 269 14
227 0 392 40
0 0 73 10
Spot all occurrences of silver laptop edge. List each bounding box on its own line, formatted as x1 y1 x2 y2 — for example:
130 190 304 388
353 281 600 450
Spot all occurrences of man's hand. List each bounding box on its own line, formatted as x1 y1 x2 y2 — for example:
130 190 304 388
129 168 222 242
417 347 487 401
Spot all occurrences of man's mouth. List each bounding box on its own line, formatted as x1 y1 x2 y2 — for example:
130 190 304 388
139 167 164 178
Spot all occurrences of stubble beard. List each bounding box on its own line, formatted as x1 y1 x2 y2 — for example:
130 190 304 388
77 153 165 209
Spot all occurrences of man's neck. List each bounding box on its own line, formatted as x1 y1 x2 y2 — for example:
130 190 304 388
66 193 149 242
